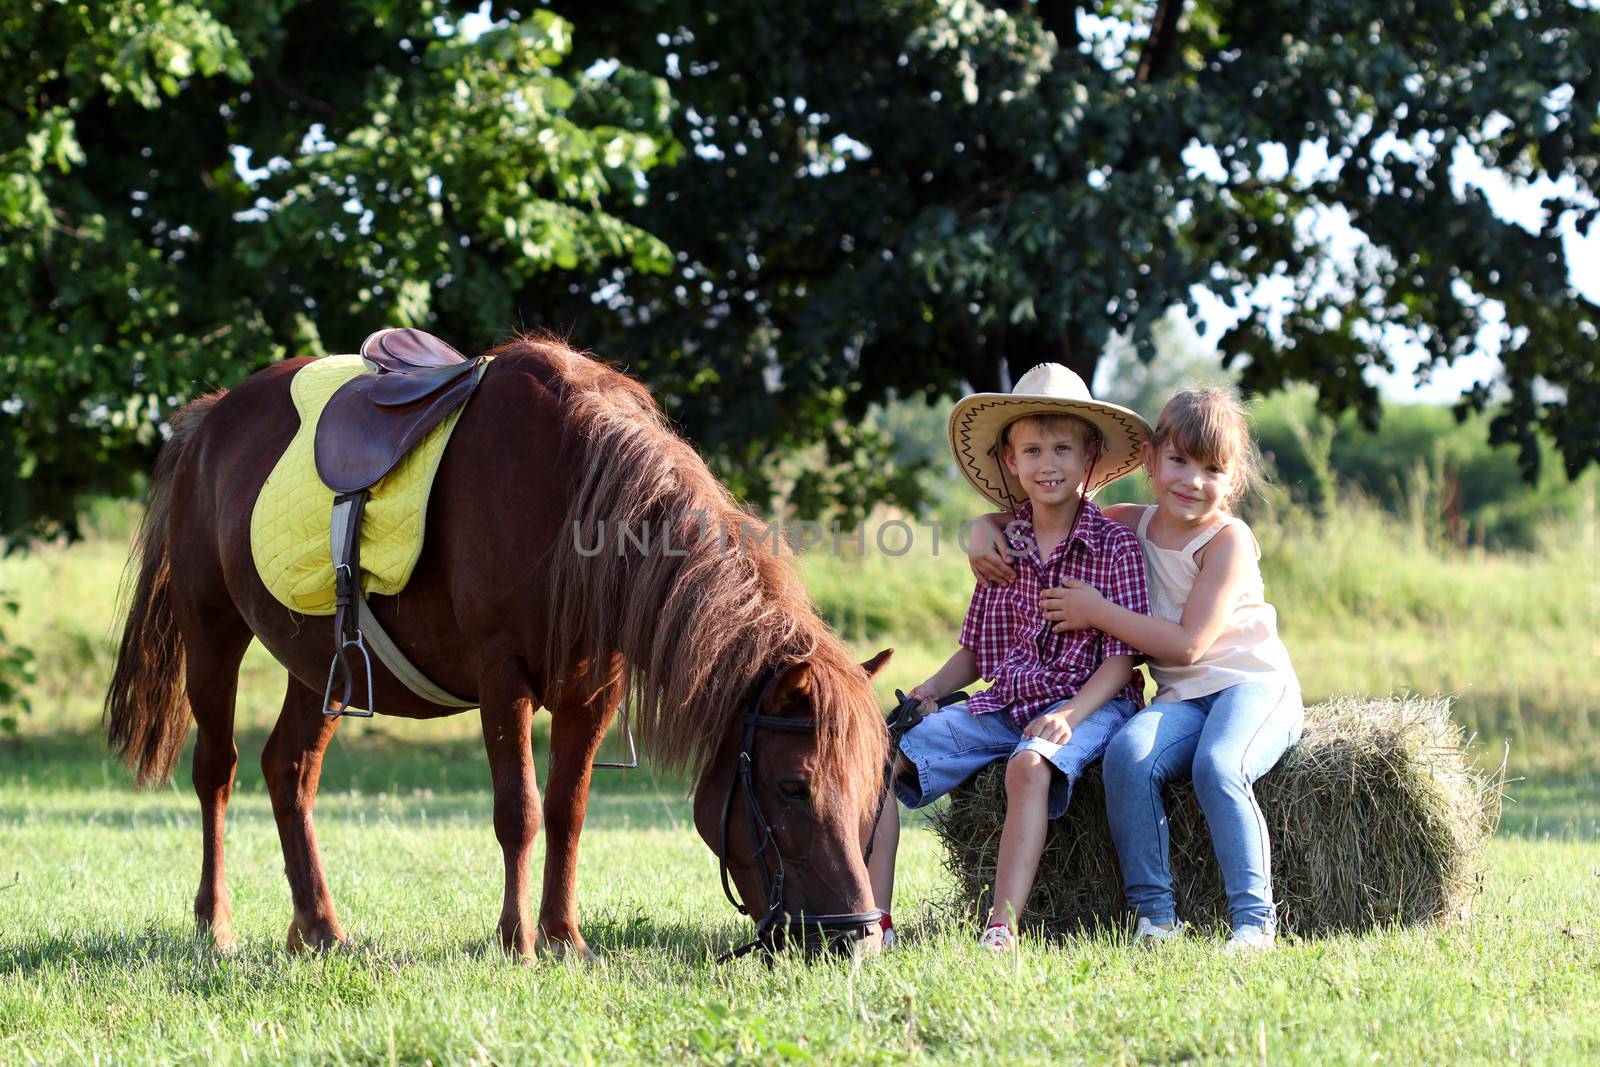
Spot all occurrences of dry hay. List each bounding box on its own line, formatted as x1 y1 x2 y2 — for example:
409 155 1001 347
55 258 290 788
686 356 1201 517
928 695 1504 937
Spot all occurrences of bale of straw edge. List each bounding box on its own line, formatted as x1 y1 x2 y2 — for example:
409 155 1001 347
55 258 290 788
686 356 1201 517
928 695 1504 936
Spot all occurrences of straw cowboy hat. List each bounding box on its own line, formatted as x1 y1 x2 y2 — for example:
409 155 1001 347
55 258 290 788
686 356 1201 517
947 363 1152 510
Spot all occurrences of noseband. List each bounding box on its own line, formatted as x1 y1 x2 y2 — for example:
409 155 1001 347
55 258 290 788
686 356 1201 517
717 669 883 960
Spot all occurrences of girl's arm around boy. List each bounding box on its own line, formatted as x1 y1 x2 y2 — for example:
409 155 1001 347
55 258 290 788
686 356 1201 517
963 508 1260 667
1046 523 1256 666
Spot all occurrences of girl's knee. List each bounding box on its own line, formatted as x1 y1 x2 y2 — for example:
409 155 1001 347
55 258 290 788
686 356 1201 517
1005 751 1051 795
1104 728 1164 788
1103 728 1140 773
1192 750 1247 794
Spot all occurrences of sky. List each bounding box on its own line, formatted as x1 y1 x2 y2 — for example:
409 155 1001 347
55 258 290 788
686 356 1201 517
1181 137 1598 404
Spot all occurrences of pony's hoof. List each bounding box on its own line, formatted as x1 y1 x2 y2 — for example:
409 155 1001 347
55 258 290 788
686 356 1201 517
196 923 240 955
286 920 348 954
534 928 598 963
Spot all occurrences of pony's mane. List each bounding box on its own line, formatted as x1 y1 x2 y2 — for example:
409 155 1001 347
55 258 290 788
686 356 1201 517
498 332 886 797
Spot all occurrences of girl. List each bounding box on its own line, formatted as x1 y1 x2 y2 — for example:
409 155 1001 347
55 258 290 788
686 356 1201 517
967 386 1302 952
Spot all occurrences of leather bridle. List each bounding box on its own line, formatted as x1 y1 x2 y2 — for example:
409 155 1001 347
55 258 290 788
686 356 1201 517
716 668 884 960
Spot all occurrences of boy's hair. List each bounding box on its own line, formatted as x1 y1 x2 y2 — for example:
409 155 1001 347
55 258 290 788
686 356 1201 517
1000 413 1102 462
1150 386 1264 507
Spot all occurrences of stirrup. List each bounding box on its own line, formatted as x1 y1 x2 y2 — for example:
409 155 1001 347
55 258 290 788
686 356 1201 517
324 504 376 718
322 627 375 718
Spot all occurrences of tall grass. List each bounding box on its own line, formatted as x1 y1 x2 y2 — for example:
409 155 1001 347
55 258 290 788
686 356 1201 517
2 476 1595 773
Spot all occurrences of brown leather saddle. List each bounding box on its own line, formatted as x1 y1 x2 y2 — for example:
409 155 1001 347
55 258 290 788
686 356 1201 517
314 328 488 494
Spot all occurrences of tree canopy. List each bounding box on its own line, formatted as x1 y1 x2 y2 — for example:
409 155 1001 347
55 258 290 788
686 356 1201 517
1 0 674 544
540 0 1599 506
4 0 1598 544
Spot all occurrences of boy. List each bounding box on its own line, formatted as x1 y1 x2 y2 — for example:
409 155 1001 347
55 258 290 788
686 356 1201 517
870 363 1152 953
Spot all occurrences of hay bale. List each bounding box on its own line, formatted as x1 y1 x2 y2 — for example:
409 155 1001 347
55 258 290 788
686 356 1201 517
928 695 1503 937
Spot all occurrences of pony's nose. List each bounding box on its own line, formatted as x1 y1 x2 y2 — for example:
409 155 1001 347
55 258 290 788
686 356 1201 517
811 922 883 959
849 926 886 957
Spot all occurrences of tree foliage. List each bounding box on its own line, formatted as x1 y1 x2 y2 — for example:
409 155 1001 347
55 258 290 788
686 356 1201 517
537 0 1600 509
1 0 674 545
4 0 1598 544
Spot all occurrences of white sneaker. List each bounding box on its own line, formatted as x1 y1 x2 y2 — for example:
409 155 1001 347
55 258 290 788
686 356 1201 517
1133 917 1186 946
1222 925 1276 953
978 923 1015 955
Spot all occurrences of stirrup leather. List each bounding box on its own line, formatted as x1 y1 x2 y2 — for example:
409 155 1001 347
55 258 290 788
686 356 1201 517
321 491 476 716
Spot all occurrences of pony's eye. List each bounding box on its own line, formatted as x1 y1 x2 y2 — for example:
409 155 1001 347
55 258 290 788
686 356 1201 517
777 777 811 802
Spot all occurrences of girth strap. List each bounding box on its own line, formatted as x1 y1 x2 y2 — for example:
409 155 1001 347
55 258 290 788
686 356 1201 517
322 492 476 715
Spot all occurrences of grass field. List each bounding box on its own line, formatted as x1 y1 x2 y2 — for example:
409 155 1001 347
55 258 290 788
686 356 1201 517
2 504 1598 1063
2 728 1598 1065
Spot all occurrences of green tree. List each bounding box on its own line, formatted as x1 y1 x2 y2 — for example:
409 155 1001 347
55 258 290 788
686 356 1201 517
1 0 675 546
537 0 1599 510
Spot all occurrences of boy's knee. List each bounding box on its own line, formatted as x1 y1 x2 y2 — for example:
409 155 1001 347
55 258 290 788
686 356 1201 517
1005 751 1052 795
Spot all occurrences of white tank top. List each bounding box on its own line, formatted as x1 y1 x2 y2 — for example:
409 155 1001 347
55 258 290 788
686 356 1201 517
1136 506 1300 704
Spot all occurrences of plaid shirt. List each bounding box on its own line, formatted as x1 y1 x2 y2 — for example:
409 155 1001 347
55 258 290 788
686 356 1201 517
959 500 1149 726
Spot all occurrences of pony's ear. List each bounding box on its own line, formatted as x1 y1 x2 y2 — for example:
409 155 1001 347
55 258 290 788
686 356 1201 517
764 660 814 716
860 648 893 679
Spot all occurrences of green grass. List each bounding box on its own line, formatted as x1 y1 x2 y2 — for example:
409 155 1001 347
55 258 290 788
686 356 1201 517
2 731 1599 1065
2 507 1599 1062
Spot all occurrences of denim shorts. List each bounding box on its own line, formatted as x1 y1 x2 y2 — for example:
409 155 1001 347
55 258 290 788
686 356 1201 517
896 698 1134 819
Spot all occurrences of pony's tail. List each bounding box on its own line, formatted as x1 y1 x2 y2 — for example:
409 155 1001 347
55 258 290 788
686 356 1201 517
104 392 224 786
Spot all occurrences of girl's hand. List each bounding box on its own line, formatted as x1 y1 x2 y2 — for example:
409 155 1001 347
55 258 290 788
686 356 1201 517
1022 709 1074 745
906 681 941 717
965 514 1016 587
1041 580 1106 633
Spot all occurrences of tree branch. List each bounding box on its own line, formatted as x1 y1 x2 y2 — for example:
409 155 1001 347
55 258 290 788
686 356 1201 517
260 77 337 118
1136 0 1185 84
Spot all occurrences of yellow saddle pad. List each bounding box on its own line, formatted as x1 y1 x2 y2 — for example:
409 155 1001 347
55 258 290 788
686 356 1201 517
250 354 479 616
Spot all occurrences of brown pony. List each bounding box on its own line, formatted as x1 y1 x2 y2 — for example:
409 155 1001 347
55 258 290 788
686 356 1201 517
104 333 891 959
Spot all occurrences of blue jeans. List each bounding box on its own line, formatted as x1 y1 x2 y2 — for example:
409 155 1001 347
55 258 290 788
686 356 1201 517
897 698 1135 819
1102 681 1303 932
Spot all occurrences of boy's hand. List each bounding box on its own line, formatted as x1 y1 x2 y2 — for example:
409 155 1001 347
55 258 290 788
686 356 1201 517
1041 580 1106 634
906 682 941 717
1023 708 1074 745
965 514 1016 587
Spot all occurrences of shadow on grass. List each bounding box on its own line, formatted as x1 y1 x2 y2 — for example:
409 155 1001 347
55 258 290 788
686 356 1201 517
0 725 694 794
0 916 827 981
3 726 522 793
0 927 459 991
584 914 741 963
